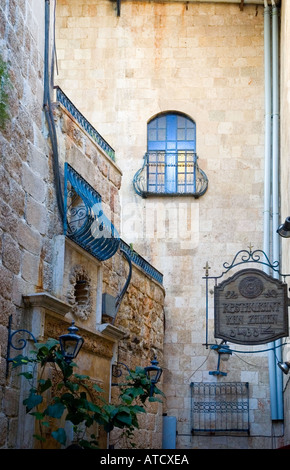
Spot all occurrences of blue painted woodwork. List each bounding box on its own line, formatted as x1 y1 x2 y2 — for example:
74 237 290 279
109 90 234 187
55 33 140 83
133 113 208 197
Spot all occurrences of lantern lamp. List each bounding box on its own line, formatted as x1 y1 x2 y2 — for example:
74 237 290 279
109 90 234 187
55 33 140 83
278 361 290 375
277 217 290 238
144 356 162 396
59 321 84 364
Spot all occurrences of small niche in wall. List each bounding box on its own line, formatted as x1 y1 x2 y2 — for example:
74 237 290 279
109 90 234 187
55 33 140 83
67 265 92 321
74 278 90 306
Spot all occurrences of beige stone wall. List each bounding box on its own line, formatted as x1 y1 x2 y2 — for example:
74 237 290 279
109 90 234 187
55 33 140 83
55 0 280 449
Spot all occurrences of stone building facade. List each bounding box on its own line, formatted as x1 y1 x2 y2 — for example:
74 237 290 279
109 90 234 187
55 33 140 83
3 0 290 451
54 0 289 449
0 0 164 449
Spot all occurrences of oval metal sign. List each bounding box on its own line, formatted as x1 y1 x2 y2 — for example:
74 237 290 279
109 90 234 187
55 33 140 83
214 269 289 345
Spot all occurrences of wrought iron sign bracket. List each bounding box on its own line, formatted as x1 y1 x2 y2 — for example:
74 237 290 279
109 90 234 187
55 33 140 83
6 315 38 378
203 245 290 351
111 361 132 386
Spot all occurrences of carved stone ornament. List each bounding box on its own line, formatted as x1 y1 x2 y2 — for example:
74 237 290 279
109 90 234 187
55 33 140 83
67 265 92 321
45 315 114 359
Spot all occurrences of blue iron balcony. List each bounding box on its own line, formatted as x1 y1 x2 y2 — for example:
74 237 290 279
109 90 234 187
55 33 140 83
133 151 208 198
64 163 120 261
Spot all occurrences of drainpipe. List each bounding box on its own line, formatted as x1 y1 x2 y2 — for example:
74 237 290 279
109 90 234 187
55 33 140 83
271 0 283 421
263 0 279 421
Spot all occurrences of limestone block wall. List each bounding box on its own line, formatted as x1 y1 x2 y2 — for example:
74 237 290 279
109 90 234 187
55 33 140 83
55 0 275 449
0 0 53 448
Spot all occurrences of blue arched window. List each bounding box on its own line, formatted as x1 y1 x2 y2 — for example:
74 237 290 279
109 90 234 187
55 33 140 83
147 112 196 194
133 112 208 198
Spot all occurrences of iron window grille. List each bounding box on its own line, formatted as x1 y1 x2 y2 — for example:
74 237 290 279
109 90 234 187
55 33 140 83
191 382 250 435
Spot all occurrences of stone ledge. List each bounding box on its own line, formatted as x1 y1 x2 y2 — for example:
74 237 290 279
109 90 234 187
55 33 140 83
22 292 71 316
97 323 126 341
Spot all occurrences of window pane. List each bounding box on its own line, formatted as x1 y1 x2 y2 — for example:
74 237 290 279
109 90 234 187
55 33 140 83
158 129 166 141
148 129 157 141
177 129 185 140
158 116 166 128
177 116 185 128
186 128 195 140
148 120 157 129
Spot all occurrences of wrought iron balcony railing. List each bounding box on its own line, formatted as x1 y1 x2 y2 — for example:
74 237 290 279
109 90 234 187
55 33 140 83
133 151 208 198
64 163 120 261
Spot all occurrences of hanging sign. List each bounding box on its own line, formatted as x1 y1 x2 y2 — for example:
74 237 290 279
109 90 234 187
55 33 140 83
214 268 289 345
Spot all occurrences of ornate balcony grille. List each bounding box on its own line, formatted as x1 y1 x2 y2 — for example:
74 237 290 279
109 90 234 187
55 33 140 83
133 151 208 198
191 382 250 435
64 163 120 261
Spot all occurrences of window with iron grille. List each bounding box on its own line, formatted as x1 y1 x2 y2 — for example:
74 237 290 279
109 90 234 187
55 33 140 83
133 112 208 198
147 113 196 194
190 382 250 435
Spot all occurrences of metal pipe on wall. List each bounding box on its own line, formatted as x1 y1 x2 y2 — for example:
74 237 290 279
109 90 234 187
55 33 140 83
264 0 283 421
271 0 283 421
263 0 279 421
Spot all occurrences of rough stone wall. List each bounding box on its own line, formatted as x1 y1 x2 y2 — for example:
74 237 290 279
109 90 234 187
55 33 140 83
0 0 53 448
55 0 281 449
110 262 165 449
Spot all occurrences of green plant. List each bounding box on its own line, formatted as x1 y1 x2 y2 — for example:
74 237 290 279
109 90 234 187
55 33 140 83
13 338 164 449
0 56 10 129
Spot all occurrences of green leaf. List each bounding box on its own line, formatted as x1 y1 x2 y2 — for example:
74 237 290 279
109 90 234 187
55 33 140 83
12 355 30 368
19 372 34 380
120 394 133 404
30 411 45 420
39 378 52 393
87 402 102 413
51 428 67 446
45 402 65 419
131 405 146 414
93 384 104 393
66 411 88 426
115 413 132 426
23 392 43 412
41 421 50 428
33 434 46 442
148 396 163 403
74 373 90 380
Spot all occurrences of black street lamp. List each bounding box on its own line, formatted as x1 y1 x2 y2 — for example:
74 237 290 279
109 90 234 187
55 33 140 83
277 217 290 238
59 321 84 364
144 356 163 396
